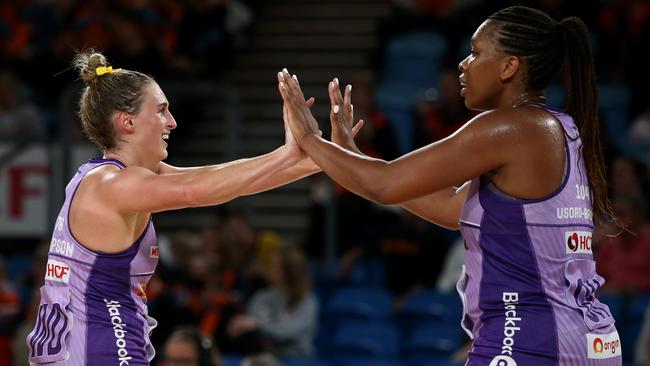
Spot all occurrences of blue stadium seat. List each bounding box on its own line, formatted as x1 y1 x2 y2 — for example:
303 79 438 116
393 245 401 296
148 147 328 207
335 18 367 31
221 354 243 366
408 356 464 366
382 31 448 90
363 258 385 288
377 31 448 154
329 321 400 360
4 254 32 282
283 357 332 366
338 358 405 366
598 293 621 321
401 323 464 360
396 290 462 332
324 287 393 326
375 85 419 154
597 84 631 152
619 322 642 363
627 294 650 321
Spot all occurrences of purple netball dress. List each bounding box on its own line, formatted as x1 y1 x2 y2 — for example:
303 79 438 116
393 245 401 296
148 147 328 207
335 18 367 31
27 158 159 365
457 107 622 366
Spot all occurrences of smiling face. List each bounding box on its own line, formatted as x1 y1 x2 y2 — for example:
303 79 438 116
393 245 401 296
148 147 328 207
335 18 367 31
129 82 177 163
458 20 514 111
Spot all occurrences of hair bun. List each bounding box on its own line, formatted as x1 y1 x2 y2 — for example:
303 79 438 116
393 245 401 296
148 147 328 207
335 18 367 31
73 51 108 86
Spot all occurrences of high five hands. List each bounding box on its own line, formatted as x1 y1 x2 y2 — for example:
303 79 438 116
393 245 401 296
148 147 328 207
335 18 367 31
277 68 364 152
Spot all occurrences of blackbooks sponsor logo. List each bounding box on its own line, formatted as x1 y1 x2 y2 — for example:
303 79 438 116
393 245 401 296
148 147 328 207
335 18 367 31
489 292 520 366
105 299 132 365
557 207 592 220
45 259 71 283
565 231 592 254
587 331 621 359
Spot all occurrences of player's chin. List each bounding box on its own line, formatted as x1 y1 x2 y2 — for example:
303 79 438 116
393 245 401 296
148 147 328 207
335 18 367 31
159 149 169 161
463 97 478 110
463 97 488 112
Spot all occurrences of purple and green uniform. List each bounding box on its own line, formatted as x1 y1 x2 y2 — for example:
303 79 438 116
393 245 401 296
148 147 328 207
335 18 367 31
457 107 622 366
27 158 159 365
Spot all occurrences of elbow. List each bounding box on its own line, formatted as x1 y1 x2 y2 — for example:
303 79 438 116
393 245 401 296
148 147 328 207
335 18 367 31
370 186 401 206
180 183 203 207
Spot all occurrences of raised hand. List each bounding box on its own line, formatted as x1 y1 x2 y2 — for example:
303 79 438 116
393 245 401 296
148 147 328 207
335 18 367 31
283 97 315 155
283 98 322 173
277 69 320 144
328 77 364 153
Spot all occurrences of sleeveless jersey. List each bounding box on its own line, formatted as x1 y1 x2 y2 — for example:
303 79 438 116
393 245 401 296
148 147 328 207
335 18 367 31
26 158 159 365
457 108 622 366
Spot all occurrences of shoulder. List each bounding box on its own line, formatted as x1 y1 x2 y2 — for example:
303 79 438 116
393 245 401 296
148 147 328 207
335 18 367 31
466 107 561 134
451 107 555 148
88 164 157 188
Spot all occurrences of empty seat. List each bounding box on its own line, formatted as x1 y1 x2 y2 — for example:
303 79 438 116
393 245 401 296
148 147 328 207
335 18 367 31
396 289 462 332
329 321 400 360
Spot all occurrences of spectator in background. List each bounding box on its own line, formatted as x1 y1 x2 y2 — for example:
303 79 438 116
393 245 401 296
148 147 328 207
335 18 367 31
0 70 45 140
160 327 223 366
596 194 650 294
227 246 318 357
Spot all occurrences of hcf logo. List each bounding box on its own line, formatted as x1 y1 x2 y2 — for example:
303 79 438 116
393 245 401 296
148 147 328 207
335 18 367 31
565 231 592 254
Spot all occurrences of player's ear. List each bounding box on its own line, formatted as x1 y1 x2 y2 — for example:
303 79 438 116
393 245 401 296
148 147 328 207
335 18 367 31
115 112 135 133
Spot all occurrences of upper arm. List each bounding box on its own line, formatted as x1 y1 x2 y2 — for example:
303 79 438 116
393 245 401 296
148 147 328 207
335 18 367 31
97 166 194 213
158 162 195 174
377 110 519 204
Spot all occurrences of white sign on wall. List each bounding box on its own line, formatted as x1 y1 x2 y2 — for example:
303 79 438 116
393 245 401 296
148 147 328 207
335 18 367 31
0 144 50 236
0 143 99 237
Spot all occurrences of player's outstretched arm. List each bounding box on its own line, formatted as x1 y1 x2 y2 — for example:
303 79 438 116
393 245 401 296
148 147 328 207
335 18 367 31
99 98 324 213
279 68 514 207
325 77 467 229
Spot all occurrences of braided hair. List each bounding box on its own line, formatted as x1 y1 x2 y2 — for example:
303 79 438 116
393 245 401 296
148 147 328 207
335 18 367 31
487 6 615 225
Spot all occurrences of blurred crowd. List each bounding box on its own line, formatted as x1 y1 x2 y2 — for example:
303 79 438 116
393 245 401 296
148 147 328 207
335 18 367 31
1 0 650 365
0 0 260 140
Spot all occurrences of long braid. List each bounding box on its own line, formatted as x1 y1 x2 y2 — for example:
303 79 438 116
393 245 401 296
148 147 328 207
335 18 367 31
487 6 616 226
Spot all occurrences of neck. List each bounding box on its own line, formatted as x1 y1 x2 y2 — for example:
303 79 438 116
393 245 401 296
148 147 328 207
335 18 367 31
511 91 546 108
103 148 158 172
103 151 130 166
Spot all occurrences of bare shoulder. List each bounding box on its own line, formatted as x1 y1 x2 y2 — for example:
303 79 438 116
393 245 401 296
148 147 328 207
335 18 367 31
81 164 155 204
460 107 563 141
92 164 155 185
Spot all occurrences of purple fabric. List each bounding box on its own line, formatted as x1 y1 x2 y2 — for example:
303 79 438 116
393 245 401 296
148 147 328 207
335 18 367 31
459 110 622 366
27 158 159 365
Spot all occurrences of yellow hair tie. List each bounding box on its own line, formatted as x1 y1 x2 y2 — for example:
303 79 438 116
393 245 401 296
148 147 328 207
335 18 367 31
96 66 121 76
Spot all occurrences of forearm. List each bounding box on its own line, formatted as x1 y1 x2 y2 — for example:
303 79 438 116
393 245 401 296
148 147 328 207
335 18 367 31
243 157 320 196
182 146 301 206
300 134 391 204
